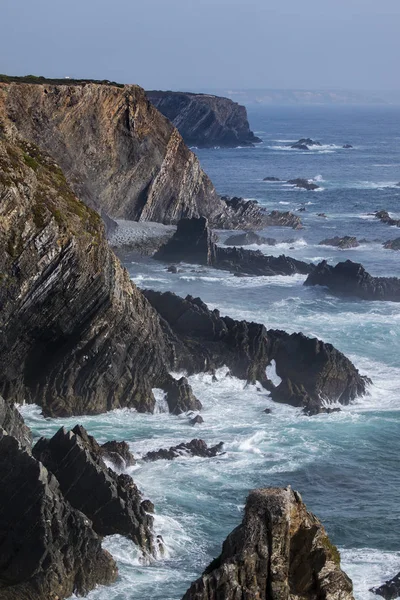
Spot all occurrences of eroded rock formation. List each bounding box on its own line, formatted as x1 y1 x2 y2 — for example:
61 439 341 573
305 260 400 302
0 433 117 600
181 487 354 600
319 236 360 249
371 571 400 599
147 90 261 148
224 231 277 246
33 425 156 556
143 290 369 413
154 217 312 276
0 396 32 451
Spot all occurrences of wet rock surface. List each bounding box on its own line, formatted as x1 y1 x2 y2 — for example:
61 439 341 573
383 237 400 250
374 210 400 227
154 217 311 276
181 487 354 600
101 440 136 469
287 177 320 190
143 439 224 461
147 90 261 148
143 290 369 413
33 425 156 555
371 571 400 599
319 236 360 249
224 231 277 246
0 433 117 600
305 259 400 302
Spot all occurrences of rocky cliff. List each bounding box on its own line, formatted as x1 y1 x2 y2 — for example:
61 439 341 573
0 81 228 225
0 128 187 417
147 90 261 148
182 487 354 600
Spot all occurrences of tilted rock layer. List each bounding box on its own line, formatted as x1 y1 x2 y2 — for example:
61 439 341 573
147 90 261 148
0 82 226 225
0 129 178 416
182 487 354 600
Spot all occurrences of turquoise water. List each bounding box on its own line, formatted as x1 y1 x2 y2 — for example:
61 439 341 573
22 105 400 599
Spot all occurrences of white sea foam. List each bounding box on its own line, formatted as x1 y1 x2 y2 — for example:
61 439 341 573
341 548 400 600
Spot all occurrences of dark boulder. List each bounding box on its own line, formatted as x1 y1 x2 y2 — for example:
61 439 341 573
287 178 320 191
155 217 312 276
263 176 280 181
181 487 354 600
190 415 204 425
0 395 32 451
101 440 136 469
266 210 303 229
291 143 310 150
163 376 203 414
224 231 276 246
33 425 157 556
167 264 179 273
319 236 360 249
343 144 353 148
383 238 400 250
0 433 117 600
374 210 400 227
141 499 155 513
143 439 224 461
318 212 328 218
305 259 400 302
371 571 400 599
143 290 370 413
291 138 322 150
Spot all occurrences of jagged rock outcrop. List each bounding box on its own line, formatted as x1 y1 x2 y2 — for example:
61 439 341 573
268 330 370 415
0 396 32 450
305 260 400 302
287 178 319 190
181 487 354 600
374 210 400 227
0 433 117 600
383 237 400 250
143 290 369 413
33 425 156 556
154 217 312 276
0 130 205 417
319 236 360 249
143 439 224 461
101 440 136 469
146 90 261 148
224 231 276 246
371 571 400 599
217 197 303 230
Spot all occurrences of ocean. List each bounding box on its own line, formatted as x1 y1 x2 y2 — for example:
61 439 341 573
21 104 400 600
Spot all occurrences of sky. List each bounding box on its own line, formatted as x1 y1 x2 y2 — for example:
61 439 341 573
1 0 400 92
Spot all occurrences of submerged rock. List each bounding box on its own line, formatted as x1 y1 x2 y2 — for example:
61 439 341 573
147 90 261 148
319 236 360 249
33 425 156 556
182 487 354 600
305 259 400 302
291 137 322 150
224 231 277 246
155 217 311 276
287 177 320 190
343 144 353 148
263 176 280 181
143 439 224 461
371 571 400 599
190 415 204 425
0 433 117 600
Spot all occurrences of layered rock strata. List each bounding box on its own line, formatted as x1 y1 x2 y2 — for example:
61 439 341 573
146 90 261 148
0 433 117 600
0 131 200 417
182 487 354 600
0 396 32 450
305 260 400 302
33 425 156 556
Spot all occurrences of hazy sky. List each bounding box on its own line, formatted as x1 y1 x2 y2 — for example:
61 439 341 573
2 0 400 91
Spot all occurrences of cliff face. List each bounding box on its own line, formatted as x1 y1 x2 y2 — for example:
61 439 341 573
0 129 178 416
147 90 261 148
182 487 354 600
0 82 225 224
